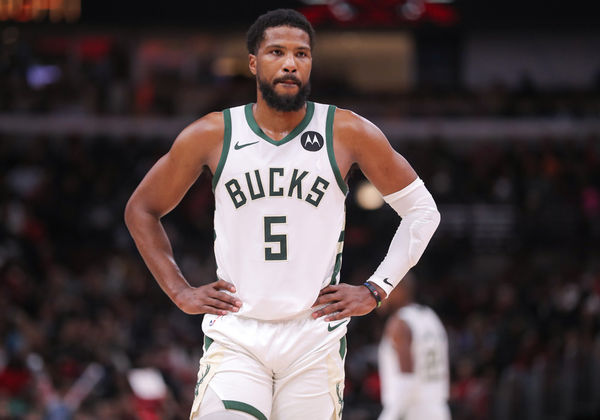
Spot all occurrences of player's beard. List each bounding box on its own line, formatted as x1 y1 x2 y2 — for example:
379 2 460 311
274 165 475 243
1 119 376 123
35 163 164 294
258 75 311 112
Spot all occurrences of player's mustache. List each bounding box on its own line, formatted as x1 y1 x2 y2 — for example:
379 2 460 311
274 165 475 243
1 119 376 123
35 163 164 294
273 75 301 86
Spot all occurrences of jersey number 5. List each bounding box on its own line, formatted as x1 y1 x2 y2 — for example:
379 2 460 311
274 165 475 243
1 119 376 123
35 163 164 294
264 216 287 261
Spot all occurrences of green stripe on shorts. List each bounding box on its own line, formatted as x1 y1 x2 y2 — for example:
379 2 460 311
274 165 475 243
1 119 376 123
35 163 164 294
222 400 267 420
204 336 214 352
339 336 347 360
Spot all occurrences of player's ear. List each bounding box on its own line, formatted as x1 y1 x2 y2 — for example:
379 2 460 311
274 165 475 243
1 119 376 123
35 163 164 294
248 54 257 76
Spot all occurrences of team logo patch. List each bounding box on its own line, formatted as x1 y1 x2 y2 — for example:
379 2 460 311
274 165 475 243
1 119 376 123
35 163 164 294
300 131 324 151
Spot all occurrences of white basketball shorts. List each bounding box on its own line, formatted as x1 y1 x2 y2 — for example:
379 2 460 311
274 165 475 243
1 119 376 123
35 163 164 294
190 310 349 420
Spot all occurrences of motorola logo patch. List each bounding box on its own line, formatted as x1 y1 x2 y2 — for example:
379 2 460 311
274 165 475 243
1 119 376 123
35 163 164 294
300 131 324 151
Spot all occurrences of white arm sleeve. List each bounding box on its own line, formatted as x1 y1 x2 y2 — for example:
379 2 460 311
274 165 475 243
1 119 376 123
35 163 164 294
367 178 440 296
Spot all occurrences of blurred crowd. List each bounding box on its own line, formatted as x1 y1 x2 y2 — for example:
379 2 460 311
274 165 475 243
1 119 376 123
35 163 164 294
2 30 600 120
2 19 600 420
1 131 599 419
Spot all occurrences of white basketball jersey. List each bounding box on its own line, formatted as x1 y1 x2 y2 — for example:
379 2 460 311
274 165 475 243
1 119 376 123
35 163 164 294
379 304 450 407
211 102 347 321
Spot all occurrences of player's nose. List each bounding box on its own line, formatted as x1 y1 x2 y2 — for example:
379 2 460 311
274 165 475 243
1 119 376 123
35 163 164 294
282 53 297 73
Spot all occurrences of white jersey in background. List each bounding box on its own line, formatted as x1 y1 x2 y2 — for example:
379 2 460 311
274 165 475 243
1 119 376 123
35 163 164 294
379 303 450 420
209 101 347 321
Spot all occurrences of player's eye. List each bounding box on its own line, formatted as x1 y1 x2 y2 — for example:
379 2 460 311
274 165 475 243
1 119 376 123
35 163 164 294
271 49 283 56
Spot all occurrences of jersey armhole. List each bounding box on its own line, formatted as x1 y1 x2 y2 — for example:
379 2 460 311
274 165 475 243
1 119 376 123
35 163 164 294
211 108 232 191
325 105 349 195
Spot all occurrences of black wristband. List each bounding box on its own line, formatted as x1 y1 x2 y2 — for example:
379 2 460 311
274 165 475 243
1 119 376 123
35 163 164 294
363 282 382 308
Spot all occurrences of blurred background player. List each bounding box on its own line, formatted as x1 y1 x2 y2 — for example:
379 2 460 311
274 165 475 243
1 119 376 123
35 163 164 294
378 274 450 420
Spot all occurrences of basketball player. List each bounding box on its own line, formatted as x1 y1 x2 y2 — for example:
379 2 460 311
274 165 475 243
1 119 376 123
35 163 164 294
125 9 440 420
378 275 450 420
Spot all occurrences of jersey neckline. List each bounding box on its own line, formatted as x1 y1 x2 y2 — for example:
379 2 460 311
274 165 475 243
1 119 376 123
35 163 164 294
244 102 315 146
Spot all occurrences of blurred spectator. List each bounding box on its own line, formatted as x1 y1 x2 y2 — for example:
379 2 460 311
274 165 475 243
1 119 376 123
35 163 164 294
2 31 600 119
2 132 599 419
1 22 600 420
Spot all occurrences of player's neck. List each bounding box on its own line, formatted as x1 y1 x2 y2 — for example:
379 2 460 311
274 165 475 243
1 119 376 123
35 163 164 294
252 98 307 142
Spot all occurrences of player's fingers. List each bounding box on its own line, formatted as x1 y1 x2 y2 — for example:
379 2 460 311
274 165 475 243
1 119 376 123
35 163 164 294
207 297 240 313
324 310 351 322
312 292 340 306
313 286 339 306
201 305 229 316
211 290 243 307
213 279 236 293
204 283 242 307
318 285 339 296
312 302 342 319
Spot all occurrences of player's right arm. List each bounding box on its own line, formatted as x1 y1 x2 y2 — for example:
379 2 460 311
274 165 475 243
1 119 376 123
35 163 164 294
378 317 416 420
124 112 242 315
386 317 414 372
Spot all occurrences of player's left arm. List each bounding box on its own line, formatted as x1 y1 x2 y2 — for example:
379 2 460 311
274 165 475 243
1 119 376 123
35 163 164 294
388 317 414 372
379 317 417 419
312 109 440 321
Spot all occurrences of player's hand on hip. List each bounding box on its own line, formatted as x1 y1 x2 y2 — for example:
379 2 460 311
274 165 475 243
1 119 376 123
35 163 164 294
311 283 376 321
174 279 242 315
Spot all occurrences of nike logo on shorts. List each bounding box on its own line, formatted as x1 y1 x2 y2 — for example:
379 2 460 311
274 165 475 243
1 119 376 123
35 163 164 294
234 140 259 150
383 278 393 287
328 320 348 332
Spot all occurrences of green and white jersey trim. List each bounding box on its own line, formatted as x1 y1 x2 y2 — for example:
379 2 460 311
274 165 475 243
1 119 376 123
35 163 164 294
244 101 315 146
212 102 347 320
211 108 231 190
213 102 347 195
326 105 348 195
329 224 345 286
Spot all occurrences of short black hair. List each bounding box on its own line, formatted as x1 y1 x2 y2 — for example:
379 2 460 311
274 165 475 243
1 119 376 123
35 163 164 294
246 9 315 55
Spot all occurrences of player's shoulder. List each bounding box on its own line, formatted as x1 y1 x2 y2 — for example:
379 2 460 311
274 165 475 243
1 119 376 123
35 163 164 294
331 106 387 146
400 303 432 318
396 305 424 325
385 312 412 341
332 107 375 130
171 112 224 150
168 111 226 165
402 304 445 331
179 111 225 141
